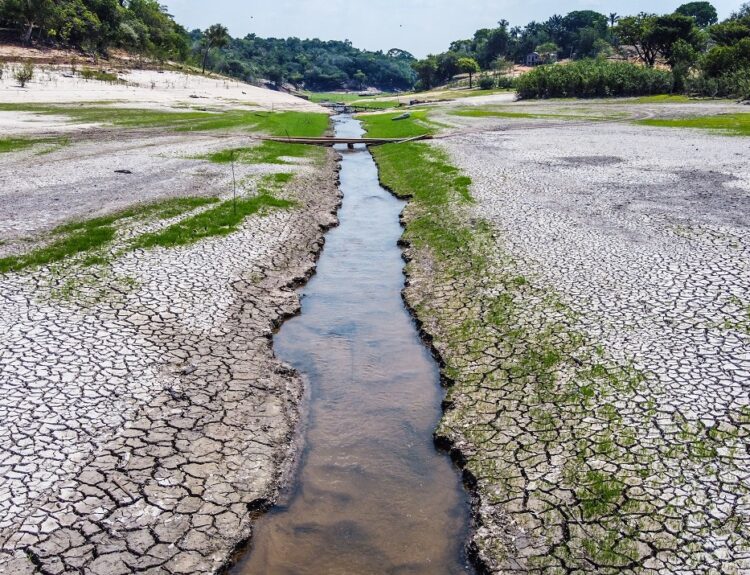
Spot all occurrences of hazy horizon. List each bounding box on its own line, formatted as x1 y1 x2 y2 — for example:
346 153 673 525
163 0 741 58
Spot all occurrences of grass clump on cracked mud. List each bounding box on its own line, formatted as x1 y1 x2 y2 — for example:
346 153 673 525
0 197 217 273
201 141 324 165
637 113 750 136
0 136 69 154
0 104 329 136
133 187 293 249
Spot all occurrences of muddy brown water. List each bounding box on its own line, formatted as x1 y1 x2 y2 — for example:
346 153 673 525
232 115 473 575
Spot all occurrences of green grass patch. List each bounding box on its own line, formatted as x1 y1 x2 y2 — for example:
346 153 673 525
358 110 437 139
133 194 293 249
306 91 396 103
637 113 750 136
79 69 122 83
201 141 322 165
0 137 43 153
630 94 694 104
0 227 116 273
0 136 68 154
0 197 217 274
0 104 329 136
452 108 629 121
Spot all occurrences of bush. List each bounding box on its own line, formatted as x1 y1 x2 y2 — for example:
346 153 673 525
496 75 516 89
688 68 750 99
515 59 674 99
14 62 34 88
478 75 496 89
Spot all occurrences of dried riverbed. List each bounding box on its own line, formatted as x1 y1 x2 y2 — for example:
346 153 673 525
404 99 750 573
0 107 340 572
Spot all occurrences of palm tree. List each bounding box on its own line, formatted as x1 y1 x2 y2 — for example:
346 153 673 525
201 24 230 74
609 13 620 28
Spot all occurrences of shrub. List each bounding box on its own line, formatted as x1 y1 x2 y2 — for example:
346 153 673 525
515 59 673 99
478 75 496 90
14 62 34 88
688 68 750 99
496 75 516 89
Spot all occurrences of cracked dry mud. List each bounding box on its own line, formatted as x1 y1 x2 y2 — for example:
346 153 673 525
402 104 750 573
0 128 340 573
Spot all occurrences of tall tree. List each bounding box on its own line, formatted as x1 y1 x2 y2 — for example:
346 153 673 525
617 13 701 67
201 23 229 74
457 56 480 88
676 2 718 28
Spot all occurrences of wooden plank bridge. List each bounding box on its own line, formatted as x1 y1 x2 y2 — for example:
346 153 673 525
260 135 432 148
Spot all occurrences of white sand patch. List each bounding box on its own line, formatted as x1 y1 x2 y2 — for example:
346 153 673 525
0 64 324 113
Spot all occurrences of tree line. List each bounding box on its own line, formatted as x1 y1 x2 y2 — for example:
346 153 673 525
0 0 190 60
191 31 417 91
413 2 750 99
0 1 417 91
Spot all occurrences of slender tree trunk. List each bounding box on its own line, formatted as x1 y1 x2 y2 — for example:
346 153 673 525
23 22 35 44
202 45 210 74
469 72 473 89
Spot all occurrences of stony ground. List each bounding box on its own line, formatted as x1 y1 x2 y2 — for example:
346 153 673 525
403 99 750 573
0 107 340 572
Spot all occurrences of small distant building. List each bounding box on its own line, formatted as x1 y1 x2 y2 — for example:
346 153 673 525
525 52 542 66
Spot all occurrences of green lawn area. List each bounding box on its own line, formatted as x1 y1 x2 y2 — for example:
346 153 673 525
358 110 437 139
637 113 750 136
0 104 329 137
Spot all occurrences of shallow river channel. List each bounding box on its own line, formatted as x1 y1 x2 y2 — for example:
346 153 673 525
232 115 473 574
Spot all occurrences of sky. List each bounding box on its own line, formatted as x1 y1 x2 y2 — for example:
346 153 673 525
163 0 742 58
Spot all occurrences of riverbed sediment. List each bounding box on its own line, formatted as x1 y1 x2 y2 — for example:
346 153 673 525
391 99 750 573
0 134 341 573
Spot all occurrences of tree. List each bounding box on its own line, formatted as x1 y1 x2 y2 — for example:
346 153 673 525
536 41 559 63
732 2 750 19
2 0 54 43
457 57 480 87
609 13 620 28
412 56 438 90
671 38 699 90
676 2 718 28
617 13 702 67
353 69 367 90
201 23 229 74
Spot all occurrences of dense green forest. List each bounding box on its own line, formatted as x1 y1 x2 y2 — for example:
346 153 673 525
0 0 190 60
190 32 417 91
413 1 750 98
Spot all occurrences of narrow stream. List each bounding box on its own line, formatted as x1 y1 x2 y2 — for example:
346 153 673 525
232 115 473 575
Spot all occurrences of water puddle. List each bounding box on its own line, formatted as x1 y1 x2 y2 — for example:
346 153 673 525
232 115 473 575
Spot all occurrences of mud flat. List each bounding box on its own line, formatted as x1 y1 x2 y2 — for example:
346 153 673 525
383 99 750 573
0 82 340 572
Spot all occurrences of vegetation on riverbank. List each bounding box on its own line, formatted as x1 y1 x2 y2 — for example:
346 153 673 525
201 141 325 165
0 197 217 273
0 104 329 136
0 136 66 153
515 59 674 99
360 108 748 570
637 112 750 135
133 193 293 249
